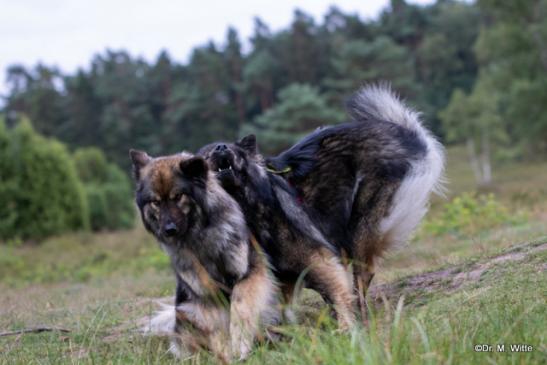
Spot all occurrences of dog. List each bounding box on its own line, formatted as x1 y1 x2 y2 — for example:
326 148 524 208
129 150 279 362
264 84 445 319
198 137 356 330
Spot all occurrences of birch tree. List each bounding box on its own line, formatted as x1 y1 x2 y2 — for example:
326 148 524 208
440 79 504 186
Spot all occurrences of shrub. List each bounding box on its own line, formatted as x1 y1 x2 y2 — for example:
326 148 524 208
0 118 89 240
0 120 18 238
84 184 109 231
101 164 135 230
73 147 135 231
73 147 110 183
422 193 526 237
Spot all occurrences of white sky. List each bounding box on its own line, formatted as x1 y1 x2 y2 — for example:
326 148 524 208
1 0 433 95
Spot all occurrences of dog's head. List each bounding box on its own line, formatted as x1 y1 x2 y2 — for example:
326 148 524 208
129 150 209 245
198 134 263 190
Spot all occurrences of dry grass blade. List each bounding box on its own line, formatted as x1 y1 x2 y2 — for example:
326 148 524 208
0 327 71 337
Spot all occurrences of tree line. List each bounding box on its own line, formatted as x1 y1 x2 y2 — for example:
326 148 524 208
2 0 547 182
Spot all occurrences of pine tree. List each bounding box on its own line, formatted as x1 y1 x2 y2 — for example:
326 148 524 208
244 83 344 154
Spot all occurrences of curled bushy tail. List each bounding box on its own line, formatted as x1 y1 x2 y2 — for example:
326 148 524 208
349 84 446 247
347 84 422 132
347 84 445 196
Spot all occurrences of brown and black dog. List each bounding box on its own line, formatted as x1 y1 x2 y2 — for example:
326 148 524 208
200 85 445 322
130 151 279 362
266 85 445 320
198 136 356 331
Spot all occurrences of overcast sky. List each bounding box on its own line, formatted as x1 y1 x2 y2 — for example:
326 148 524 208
1 0 433 94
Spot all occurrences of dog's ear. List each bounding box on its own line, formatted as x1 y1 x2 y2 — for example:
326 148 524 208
129 149 151 180
180 156 208 180
236 134 257 155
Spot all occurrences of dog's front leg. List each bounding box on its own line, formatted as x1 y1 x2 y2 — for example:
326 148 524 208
175 302 231 363
229 257 278 361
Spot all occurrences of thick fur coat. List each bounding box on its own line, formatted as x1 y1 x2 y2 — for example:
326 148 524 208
265 85 445 317
198 137 356 330
130 151 279 362
199 85 444 321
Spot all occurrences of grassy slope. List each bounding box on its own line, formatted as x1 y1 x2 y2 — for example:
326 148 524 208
0 147 546 364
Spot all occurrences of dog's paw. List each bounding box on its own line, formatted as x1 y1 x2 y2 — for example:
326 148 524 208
168 338 195 359
230 324 253 361
232 338 252 361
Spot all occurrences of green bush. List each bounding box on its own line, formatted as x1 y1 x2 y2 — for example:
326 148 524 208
74 147 135 231
0 118 89 240
0 120 18 238
423 193 527 237
73 147 110 183
84 185 109 231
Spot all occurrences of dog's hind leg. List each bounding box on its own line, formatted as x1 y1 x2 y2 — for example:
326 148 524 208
306 248 356 330
229 254 279 361
351 220 385 325
352 253 376 325
349 180 400 324
280 282 299 324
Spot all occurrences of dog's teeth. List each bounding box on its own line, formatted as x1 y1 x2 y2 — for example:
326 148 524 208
229 166 232 170
218 168 221 172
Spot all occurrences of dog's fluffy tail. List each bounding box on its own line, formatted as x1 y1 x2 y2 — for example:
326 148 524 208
141 304 187 357
347 84 445 196
348 84 446 247
142 303 176 335
346 84 421 132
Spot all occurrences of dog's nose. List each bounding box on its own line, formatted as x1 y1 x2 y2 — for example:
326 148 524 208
163 222 178 237
215 144 227 152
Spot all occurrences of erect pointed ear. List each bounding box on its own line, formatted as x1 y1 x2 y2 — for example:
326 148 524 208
129 149 151 180
236 134 257 155
180 156 208 180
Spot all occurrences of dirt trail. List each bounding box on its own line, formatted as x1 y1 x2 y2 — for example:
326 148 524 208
369 239 547 306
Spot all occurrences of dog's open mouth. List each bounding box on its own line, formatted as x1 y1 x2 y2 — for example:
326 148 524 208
216 155 233 173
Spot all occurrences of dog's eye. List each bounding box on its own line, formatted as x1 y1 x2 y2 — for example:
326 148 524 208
173 193 183 201
149 200 160 209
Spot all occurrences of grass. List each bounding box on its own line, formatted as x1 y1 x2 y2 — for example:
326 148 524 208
0 147 546 364
250 249 546 365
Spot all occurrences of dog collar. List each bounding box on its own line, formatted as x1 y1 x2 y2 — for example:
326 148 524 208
265 165 292 174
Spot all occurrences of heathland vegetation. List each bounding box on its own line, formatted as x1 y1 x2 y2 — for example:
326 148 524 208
0 1 546 362
0 146 545 364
